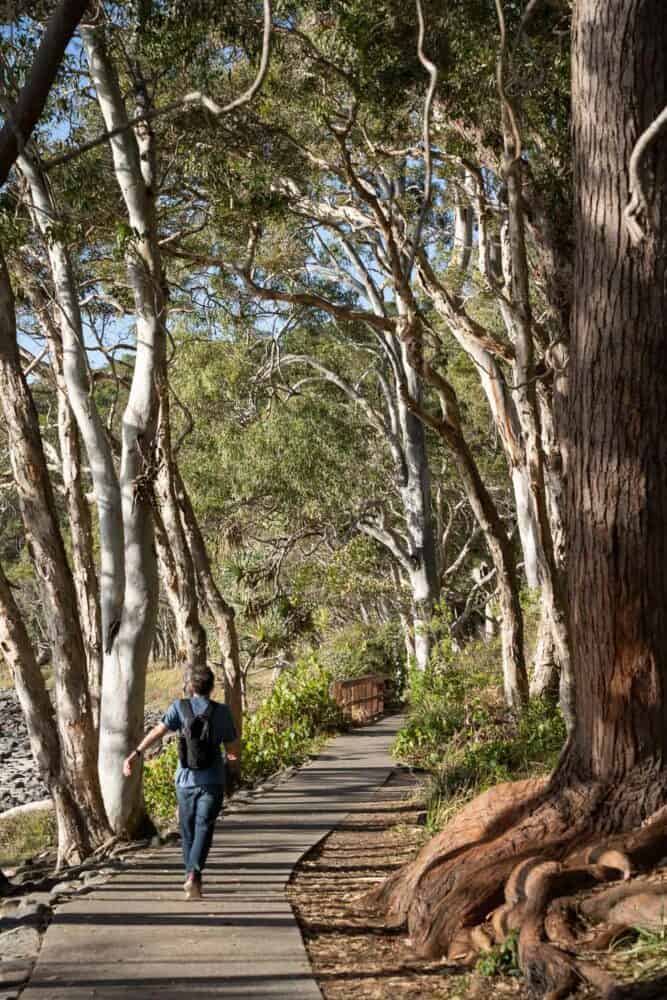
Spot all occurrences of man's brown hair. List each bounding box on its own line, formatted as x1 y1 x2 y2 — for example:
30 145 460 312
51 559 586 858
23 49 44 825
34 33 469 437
185 666 215 697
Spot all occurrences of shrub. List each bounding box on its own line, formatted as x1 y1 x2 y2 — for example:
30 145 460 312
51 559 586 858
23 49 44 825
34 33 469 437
242 657 344 784
476 931 521 977
393 627 567 832
143 739 180 826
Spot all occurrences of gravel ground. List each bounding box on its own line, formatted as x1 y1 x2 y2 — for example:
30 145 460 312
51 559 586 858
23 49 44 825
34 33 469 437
0 691 49 814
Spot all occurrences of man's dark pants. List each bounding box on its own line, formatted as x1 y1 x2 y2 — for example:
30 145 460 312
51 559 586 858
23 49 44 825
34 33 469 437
176 785 224 876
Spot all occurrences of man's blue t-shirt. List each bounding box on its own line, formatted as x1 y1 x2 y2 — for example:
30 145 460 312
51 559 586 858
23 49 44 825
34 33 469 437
161 697 237 788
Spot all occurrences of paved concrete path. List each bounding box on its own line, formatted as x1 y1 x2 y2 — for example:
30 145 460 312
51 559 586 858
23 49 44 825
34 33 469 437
21 714 404 1000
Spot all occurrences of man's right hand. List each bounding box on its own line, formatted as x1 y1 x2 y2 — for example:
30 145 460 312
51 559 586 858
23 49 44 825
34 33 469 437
123 752 137 777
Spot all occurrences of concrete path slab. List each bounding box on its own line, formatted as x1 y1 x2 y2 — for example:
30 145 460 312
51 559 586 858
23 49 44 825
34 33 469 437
21 714 404 1000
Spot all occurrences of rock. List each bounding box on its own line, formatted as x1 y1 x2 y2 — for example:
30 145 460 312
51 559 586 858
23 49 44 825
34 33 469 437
0 926 40 960
0 958 33 987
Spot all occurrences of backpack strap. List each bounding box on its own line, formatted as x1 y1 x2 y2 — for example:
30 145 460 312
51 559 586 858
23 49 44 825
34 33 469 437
179 698 195 722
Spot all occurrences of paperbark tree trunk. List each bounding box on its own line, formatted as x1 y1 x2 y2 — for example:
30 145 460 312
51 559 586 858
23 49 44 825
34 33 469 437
397 348 440 671
452 169 474 274
153 388 206 675
0 0 90 187
449 432 527 710
55 366 103 726
153 500 206 674
15 257 103 725
81 27 164 834
498 88 573 725
173 467 243 747
0 253 109 854
0 562 92 866
402 339 528 709
17 153 125 678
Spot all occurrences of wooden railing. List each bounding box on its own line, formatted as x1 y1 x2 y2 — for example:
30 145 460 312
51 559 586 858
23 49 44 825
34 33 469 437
330 674 386 723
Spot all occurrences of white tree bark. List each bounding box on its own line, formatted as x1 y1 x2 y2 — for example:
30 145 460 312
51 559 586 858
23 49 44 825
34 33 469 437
396 342 439 670
81 27 165 833
18 153 125 667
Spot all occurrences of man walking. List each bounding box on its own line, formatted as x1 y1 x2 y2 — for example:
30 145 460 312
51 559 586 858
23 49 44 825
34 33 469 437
123 666 237 899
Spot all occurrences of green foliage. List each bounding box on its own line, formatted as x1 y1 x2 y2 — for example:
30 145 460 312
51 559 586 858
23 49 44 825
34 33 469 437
392 630 503 770
393 626 567 833
476 931 520 978
242 659 344 784
610 926 667 983
143 741 180 826
314 620 406 707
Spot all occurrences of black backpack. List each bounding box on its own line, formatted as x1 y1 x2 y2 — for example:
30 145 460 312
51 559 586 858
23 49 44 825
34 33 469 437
178 699 217 769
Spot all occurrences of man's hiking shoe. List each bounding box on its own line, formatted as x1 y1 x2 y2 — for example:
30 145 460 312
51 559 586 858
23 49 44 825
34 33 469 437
184 873 202 900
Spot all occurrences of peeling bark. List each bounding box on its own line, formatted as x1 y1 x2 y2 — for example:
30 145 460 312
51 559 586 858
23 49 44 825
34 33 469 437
81 27 164 834
0 253 109 856
174 467 242 752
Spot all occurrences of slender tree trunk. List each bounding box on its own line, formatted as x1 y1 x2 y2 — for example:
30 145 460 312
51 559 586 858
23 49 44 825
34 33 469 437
452 169 474 274
402 332 528 708
499 91 573 725
153 501 206 673
55 374 103 726
18 154 124 725
0 562 93 866
153 387 206 675
451 434 527 710
0 253 109 850
397 347 440 671
529 602 558 698
173 467 243 750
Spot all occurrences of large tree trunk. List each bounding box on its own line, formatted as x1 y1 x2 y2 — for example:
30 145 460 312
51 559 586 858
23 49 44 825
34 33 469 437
562 0 667 787
369 5 667 994
81 28 164 835
0 253 109 853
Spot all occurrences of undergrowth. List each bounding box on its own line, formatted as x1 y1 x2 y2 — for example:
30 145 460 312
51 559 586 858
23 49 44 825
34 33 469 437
0 808 56 866
609 926 667 983
393 603 566 834
476 930 521 977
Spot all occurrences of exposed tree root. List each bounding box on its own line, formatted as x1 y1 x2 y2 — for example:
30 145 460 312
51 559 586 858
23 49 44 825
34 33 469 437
367 777 667 997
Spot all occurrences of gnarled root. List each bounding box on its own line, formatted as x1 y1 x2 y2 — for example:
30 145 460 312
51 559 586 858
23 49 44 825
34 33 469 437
367 777 667 997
